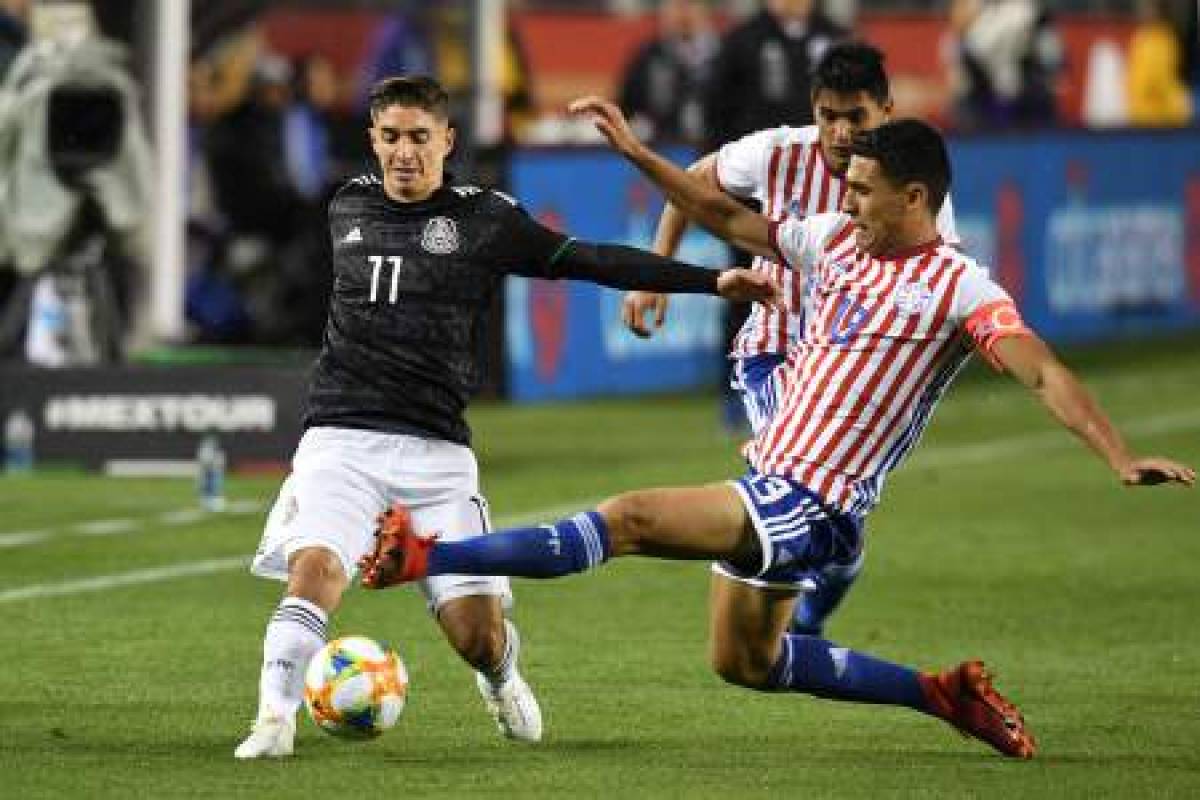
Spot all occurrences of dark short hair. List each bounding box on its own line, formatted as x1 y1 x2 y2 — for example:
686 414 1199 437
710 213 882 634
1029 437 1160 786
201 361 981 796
850 118 950 212
368 75 449 121
811 41 890 106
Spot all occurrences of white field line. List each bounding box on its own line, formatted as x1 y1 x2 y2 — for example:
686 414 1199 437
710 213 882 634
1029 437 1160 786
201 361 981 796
0 531 52 549
73 518 140 536
0 409 1196 605
158 509 207 526
0 557 252 603
905 408 1200 472
0 500 266 549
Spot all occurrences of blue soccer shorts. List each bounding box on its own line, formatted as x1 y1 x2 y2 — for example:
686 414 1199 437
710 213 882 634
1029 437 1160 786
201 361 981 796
715 469 865 591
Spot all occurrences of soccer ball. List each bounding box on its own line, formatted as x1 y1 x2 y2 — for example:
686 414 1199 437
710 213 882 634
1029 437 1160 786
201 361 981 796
303 636 409 740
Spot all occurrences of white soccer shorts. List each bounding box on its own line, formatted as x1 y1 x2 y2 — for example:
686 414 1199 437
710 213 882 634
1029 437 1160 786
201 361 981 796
252 426 511 612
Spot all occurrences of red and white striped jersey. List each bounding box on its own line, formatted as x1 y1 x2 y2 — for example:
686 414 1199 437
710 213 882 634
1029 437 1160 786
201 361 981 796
744 213 1030 515
716 125 960 358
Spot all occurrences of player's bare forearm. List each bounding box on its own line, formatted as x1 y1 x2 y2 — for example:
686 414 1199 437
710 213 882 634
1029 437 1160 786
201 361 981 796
654 200 691 257
570 97 773 259
624 157 722 338
993 335 1195 487
625 142 769 258
653 155 717 257
1031 360 1132 473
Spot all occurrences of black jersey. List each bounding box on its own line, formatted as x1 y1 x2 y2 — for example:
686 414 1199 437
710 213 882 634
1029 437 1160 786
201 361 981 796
305 174 725 445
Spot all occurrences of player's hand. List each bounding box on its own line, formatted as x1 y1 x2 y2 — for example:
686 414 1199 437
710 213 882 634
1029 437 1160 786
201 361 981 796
1118 457 1196 487
717 268 780 307
622 291 670 338
568 96 640 156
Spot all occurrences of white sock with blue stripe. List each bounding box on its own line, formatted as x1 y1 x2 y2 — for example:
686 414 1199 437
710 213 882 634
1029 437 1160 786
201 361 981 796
257 596 327 719
479 619 521 688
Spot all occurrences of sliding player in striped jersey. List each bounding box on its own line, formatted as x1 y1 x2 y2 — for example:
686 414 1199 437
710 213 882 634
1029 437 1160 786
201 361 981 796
358 106 1194 759
624 41 958 638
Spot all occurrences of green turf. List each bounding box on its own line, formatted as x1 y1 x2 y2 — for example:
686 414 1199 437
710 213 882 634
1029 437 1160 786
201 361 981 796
1 335 1198 798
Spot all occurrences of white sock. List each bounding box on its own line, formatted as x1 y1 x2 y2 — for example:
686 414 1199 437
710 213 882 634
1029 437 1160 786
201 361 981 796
257 596 328 720
481 619 521 688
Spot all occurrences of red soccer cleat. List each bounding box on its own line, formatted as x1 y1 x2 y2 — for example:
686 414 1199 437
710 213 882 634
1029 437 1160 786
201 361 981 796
921 660 1037 759
358 502 438 589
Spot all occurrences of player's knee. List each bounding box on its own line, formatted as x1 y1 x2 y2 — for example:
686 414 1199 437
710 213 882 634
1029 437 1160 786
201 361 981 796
598 492 659 556
437 598 507 670
709 647 774 690
445 622 506 671
287 546 348 609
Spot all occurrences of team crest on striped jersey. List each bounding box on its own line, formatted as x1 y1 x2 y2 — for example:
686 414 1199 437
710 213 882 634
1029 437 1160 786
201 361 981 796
421 217 459 254
894 281 934 316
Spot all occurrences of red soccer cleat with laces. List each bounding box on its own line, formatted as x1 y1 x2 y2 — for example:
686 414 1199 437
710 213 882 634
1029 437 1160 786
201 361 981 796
920 660 1037 759
358 502 437 589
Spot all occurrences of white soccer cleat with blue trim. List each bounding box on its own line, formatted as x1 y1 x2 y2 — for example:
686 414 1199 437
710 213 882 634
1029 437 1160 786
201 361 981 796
234 714 296 759
475 671 543 743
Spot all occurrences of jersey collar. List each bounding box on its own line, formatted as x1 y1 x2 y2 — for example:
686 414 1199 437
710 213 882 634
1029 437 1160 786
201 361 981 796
876 236 943 262
379 181 462 215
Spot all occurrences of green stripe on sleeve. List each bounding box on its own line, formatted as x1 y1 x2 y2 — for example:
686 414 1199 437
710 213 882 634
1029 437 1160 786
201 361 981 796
547 237 577 267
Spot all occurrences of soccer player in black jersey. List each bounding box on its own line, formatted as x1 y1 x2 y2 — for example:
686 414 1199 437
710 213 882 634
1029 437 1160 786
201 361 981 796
235 75 776 759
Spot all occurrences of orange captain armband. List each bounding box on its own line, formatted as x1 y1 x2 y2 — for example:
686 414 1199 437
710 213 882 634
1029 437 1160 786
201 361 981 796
963 300 1032 371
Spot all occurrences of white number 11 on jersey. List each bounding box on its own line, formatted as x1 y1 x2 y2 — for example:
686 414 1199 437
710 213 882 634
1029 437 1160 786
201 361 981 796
368 255 404 303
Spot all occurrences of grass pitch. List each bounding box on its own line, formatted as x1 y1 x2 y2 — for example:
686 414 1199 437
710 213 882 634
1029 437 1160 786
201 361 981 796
1 334 1198 798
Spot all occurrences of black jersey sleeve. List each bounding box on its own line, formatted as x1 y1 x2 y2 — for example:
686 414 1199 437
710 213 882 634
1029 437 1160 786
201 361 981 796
490 196 721 294
548 241 720 294
486 197 574 276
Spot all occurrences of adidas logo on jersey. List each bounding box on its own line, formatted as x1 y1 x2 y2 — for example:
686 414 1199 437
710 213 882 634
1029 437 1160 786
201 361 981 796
341 227 363 245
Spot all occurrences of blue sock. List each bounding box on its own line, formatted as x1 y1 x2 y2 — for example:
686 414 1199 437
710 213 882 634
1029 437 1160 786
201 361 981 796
428 511 610 578
766 634 927 711
791 557 863 636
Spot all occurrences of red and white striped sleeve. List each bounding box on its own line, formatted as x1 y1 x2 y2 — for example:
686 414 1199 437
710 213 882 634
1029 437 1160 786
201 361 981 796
716 128 780 199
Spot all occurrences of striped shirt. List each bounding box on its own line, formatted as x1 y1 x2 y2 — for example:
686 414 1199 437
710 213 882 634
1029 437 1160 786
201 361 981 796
716 125 960 358
744 213 1029 515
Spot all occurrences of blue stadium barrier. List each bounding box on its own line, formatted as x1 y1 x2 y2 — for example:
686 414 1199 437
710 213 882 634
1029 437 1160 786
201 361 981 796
949 128 1200 343
506 147 729 403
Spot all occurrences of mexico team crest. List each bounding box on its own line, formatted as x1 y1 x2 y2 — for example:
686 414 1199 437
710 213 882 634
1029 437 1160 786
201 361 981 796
894 281 933 316
421 217 459 254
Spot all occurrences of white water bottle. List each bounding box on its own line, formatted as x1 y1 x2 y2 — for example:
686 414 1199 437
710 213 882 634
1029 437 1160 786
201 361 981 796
3 409 35 473
196 434 227 511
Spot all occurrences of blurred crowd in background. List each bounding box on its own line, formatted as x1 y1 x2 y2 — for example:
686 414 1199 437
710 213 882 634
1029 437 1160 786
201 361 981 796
0 0 1196 359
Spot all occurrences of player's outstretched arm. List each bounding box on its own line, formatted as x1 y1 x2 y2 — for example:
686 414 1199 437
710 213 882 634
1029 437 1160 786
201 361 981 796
546 238 777 307
991 335 1196 487
492 186 778 305
623 154 720 338
716 268 780 306
569 96 773 260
